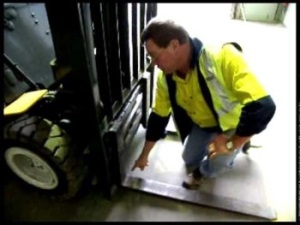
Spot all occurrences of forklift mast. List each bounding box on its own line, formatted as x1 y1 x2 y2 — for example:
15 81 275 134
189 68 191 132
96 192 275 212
44 3 157 196
4 2 156 198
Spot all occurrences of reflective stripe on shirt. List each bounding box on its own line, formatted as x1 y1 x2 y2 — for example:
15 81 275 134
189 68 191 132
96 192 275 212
201 49 239 117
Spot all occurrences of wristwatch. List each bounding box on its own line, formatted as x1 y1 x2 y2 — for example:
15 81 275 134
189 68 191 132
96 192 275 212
226 140 235 152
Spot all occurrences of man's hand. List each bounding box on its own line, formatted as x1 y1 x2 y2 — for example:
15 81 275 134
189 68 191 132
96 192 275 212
131 140 155 171
131 154 149 171
208 134 232 159
208 133 252 159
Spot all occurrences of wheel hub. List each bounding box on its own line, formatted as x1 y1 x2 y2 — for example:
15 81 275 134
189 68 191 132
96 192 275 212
5 147 59 190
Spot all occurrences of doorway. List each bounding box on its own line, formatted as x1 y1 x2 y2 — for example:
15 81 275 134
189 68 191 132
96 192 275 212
119 3 295 221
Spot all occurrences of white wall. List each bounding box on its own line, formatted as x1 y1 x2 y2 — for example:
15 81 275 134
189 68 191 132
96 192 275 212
283 3 296 28
157 3 234 43
157 4 233 36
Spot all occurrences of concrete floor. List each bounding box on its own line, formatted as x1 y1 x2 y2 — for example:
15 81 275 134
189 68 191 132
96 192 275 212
3 4 296 222
2 173 269 222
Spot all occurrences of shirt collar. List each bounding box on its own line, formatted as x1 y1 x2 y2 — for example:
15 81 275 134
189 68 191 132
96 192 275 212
171 37 203 81
189 37 203 69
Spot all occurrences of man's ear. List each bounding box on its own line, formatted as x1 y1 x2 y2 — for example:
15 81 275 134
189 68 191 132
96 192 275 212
170 39 180 51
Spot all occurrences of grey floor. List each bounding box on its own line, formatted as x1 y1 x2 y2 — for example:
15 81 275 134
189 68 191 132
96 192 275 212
3 4 296 222
3 171 269 222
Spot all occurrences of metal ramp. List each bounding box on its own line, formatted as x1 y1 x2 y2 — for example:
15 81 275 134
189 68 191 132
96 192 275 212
122 175 277 220
115 124 277 221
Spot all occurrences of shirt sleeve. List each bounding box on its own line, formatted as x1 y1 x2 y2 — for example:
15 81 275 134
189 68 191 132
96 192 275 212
221 44 276 136
221 44 268 104
146 70 172 142
152 70 172 116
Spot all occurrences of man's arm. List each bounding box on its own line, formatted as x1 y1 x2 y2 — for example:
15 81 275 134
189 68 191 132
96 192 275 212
224 45 276 148
132 71 172 171
132 112 170 171
233 95 276 149
210 44 276 155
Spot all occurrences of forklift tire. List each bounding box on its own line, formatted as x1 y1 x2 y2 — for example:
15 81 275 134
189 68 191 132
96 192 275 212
3 114 89 200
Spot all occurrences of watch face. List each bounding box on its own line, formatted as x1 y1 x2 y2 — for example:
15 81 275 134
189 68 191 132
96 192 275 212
227 141 233 149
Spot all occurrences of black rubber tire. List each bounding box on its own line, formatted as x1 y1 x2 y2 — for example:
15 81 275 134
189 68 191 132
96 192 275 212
3 114 89 200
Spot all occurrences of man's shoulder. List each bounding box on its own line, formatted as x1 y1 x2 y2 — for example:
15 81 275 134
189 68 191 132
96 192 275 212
200 41 242 60
202 40 241 49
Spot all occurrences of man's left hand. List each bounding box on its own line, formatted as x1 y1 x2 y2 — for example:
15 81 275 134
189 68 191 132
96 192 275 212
208 134 252 159
208 134 232 159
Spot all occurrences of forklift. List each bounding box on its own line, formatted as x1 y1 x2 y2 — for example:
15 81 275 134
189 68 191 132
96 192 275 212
3 3 276 220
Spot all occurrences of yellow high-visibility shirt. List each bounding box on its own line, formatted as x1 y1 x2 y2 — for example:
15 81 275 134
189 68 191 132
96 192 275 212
152 68 218 128
152 43 267 129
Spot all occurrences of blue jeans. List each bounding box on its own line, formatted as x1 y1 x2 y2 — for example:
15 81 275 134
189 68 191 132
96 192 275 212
182 124 242 178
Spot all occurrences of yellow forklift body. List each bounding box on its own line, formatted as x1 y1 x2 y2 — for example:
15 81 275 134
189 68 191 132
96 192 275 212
4 89 48 116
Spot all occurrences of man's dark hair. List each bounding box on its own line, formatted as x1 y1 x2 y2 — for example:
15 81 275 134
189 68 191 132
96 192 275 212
141 18 190 48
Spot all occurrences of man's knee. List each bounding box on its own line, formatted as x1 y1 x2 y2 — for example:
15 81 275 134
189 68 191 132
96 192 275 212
200 152 239 177
181 146 207 165
181 150 192 165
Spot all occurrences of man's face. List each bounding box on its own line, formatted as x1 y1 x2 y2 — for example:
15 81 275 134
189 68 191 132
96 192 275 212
145 39 177 74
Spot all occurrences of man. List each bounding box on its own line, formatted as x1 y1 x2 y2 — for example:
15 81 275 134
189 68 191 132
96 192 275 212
131 18 276 189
